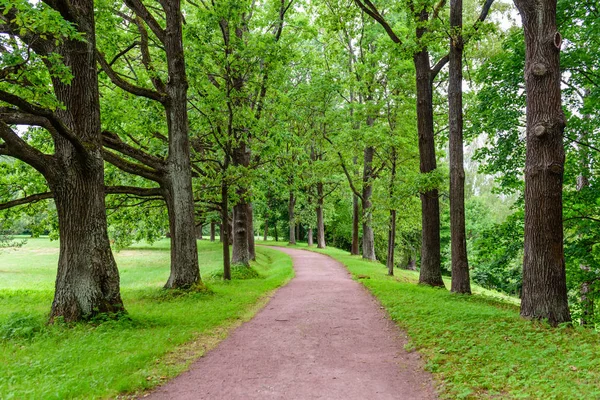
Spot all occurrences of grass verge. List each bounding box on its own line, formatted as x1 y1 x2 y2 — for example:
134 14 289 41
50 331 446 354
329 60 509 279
258 241 600 399
0 238 293 399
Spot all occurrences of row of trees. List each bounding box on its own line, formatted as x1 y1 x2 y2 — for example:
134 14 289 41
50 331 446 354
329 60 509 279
1 0 595 327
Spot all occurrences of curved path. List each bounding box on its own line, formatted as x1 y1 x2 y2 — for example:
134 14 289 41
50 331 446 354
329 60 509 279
146 247 437 399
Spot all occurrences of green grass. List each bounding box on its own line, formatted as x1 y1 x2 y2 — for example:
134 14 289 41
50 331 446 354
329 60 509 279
258 240 600 399
0 238 293 399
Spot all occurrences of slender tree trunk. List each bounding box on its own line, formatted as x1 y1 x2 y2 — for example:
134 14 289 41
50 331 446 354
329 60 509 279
263 216 269 241
307 228 314 246
316 182 326 248
449 0 471 294
387 210 397 276
514 0 571 325
288 191 296 244
221 180 231 280
48 0 124 322
196 224 203 240
362 146 376 261
219 223 224 242
247 202 255 261
210 221 216 242
162 0 200 289
387 148 398 276
274 222 279 242
414 11 444 287
296 223 300 243
352 193 360 255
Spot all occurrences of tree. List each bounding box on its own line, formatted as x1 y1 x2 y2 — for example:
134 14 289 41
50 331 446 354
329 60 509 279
448 0 471 293
96 0 201 289
513 0 571 325
0 0 124 321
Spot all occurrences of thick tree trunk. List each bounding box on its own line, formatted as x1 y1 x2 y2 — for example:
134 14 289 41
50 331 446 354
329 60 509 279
387 209 397 276
352 193 360 255
449 0 471 294
162 0 201 289
514 0 571 325
288 191 296 245
231 142 251 265
221 180 231 280
48 0 124 322
307 228 314 246
362 146 376 261
414 12 444 287
210 221 216 242
247 202 256 261
232 202 250 266
316 183 326 249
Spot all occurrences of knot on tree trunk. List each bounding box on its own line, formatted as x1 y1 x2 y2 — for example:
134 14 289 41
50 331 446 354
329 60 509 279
548 163 563 175
534 124 547 138
532 63 548 77
553 31 562 50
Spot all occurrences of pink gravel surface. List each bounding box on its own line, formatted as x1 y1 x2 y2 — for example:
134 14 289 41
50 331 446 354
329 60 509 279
144 247 437 399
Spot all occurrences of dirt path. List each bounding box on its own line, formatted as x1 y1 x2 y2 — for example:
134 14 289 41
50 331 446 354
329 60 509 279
145 247 437 399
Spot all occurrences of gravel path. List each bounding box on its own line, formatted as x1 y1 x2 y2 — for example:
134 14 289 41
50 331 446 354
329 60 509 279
145 247 437 399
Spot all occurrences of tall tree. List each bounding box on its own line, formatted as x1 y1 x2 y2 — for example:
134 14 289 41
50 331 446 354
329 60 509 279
97 0 200 288
513 0 571 325
0 0 124 321
449 0 471 293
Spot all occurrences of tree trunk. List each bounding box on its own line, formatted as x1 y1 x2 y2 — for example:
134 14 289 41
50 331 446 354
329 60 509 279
274 222 279 242
162 0 201 289
247 202 256 261
263 216 269 241
48 0 124 322
231 142 251 265
219 224 224 242
449 0 471 294
387 209 397 276
307 228 314 247
362 146 376 261
196 224 204 240
414 10 444 287
352 193 360 255
221 180 231 280
387 148 398 276
296 223 300 243
210 221 216 242
316 182 326 249
232 201 250 266
514 0 571 325
288 191 296 244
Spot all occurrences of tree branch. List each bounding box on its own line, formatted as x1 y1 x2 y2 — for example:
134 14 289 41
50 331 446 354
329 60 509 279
0 191 52 211
97 51 167 103
124 0 167 43
0 122 51 174
102 149 164 183
353 0 402 44
102 130 166 170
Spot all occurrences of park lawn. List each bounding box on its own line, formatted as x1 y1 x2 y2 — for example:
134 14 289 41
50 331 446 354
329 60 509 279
0 238 293 399
258 241 600 400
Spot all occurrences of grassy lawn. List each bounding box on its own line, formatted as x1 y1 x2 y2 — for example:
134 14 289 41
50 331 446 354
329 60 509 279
0 238 293 399
258 240 600 399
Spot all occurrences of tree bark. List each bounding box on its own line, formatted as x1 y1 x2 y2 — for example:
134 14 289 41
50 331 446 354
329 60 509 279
221 180 231 280
316 182 326 249
263 216 269 241
219 223 224 242
232 201 250 266
231 142 251 265
449 0 471 294
414 8 444 287
307 227 314 246
387 209 397 276
247 202 256 261
352 193 360 255
48 0 124 322
514 0 571 325
161 0 201 289
362 146 376 261
288 191 296 244
210 221 216 242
